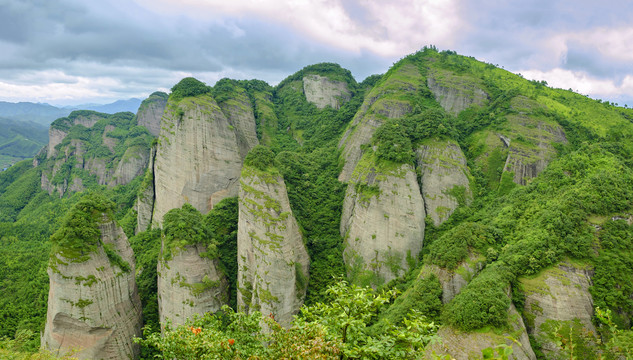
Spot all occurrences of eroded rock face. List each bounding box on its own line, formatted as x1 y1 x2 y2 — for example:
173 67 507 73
427 68 488 116
135 146 156 234
427 304 536 360
302 74 352 110
237 166 310 327
520 261 596 358
153 94 258 224
42 219 142 360
340 160 425 286
420 252 485 304
111 146 150 187
338 63 422 182
137 92 168 136
157 244 228 328
416 139 472 226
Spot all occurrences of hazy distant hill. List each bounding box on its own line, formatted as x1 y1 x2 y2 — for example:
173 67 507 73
0 101 71 126
74 98 142 114
0 117 48 168
0 98 143 127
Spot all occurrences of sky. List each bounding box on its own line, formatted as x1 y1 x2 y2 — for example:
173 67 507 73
0 0 632 107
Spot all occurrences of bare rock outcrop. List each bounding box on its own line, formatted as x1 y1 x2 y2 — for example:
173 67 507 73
111 145 150 187
153 94 258 224
420 252 485 304
340 156 425 286
137 92 168 136
157 244 228 328
42 219 142 360
303 74 351 109
427 68 488 116
428 304 536 360
338 63 422 182
520 261 596 358
416 139 472 226
237 165 310 327
135 146 156 234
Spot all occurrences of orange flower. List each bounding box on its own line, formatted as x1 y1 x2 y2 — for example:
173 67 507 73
228 338 235 346
190 326 202 335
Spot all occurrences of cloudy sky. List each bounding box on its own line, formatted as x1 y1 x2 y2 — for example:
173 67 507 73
1 0 632 107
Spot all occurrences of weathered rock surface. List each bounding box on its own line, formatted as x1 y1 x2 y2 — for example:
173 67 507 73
416 139 472 226
340 158 425 286
153 94 258 223
338 63 422 182
420 252 485 304
520 261 596 358
157 244 228 328
111 145 150 187
302 74 351 110
47 113 100 159
427 68 488 115
42 219 142 360
137 92 168 136
427 304 536 360
237 166 310 327
135 146 156 234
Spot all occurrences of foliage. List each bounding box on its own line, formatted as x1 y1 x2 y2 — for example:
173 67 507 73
170 77 211 100
204 197 239 309
129 229 161 334
426 222 502 270
138 279 439 359
243 145 275 171
162 203 217 260
0 330 77 360
49 192 115 261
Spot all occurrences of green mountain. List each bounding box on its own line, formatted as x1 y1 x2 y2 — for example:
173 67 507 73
0 117 48 169
1 47 632 359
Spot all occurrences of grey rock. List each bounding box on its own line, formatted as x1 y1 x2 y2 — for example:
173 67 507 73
237 167 310 327
137 93 168 136
302 74 351 110
42 219 142 360
427 68 488 116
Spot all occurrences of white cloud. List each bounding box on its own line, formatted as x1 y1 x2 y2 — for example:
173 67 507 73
520 68 633 102
132 0 461 57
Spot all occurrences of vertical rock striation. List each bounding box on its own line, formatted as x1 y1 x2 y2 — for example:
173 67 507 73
42 218 142 360
136 92 168 136
157 244 228 329
153 93 258 224
302 74 352 110
340 156 425 286
237 164 310 327
416 139 472 226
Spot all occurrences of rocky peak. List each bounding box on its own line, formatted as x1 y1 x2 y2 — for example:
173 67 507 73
137 91 168 136
237 161 310 327
42 209 142 359
302 74 352 109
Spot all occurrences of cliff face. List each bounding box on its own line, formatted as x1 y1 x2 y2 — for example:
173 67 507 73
428 304 536 360
420 252 485 304
135 145 156 234
237 165 309 327
520 261 597 358
41 111 152 197
152 93 258 224
340 157 425 286
426 67 488 116
416 139 472 226
302 74 352 110
338 62 422 182
136 92 168 136
157 244 228 328
42 219 142 360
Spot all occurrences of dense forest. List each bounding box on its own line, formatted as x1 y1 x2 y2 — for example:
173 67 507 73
1 47 633 359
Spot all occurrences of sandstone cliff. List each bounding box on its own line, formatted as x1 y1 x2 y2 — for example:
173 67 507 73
152 92 258 223
340 155 425 286
420 252 485 304
428 304 536 360
136 92 168 136
237 164 310 327
157 243 228 328
42 218 142 359
302 74 351 110
135 145 156 234
426 67 488 116
338 62 422 182
416 139 472 226
520 260 597 358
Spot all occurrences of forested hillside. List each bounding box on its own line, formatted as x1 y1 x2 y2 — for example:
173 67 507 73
1 47 632 359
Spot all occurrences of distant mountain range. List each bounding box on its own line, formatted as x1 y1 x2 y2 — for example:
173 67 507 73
0 98 143 126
